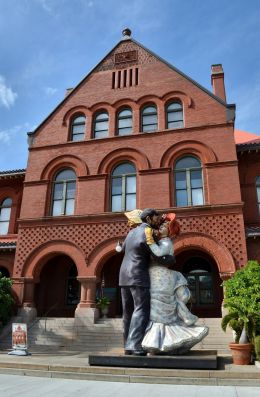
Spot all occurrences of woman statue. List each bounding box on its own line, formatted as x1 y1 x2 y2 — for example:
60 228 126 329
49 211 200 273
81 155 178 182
141 213 209 354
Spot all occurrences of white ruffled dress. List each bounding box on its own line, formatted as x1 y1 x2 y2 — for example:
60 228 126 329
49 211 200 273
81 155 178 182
142 237 209 354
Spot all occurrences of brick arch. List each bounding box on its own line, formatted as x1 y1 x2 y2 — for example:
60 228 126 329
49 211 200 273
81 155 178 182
89 102 113 113
112 98 138 110
137 95 161 108
174 232 236 276
62 106 89 126
162 91 193 108
87 237 125 278
160 140 218 168
41 154 89 180
22 240 87 281
98 147 150 174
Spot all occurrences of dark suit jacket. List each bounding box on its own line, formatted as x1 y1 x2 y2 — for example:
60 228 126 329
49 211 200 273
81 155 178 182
119 223 152 287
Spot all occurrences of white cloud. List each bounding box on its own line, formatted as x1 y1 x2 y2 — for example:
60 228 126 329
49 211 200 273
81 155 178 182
0 76 18 109
44 86 58 96
0 123 34 146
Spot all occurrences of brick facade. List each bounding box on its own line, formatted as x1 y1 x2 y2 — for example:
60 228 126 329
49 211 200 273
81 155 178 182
1 33 259 320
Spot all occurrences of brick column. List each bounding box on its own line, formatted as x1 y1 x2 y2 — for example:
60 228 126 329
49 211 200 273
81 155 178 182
75 276 100 324
17 277 37 322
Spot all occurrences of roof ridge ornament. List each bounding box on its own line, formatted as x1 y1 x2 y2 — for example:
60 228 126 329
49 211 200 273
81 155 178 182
122 28 132 40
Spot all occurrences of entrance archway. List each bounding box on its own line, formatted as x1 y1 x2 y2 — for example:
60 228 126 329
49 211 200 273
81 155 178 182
175 249 223 317
97 253 123 318
34 255 80 317
0 266 10 278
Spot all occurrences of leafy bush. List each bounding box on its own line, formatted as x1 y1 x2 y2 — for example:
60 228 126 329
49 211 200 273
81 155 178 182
222 261 260 347
0 273 14 326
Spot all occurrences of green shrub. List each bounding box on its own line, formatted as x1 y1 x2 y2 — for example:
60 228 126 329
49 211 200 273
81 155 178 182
0 273 14 326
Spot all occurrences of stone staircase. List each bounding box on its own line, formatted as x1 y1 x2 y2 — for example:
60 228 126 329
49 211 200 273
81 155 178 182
0 317 233 354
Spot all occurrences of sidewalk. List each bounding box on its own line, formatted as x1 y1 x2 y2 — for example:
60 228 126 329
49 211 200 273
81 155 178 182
0 348 259 387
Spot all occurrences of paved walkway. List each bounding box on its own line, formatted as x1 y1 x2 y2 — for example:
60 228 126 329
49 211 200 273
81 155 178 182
0 373 259 397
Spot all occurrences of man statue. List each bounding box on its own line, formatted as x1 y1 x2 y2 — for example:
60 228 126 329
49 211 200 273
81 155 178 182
117 208 175 356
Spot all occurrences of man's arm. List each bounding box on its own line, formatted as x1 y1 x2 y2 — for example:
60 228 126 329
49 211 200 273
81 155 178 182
144 227 176 267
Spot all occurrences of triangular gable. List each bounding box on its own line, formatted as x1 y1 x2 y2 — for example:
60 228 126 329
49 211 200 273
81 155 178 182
29 36 232 137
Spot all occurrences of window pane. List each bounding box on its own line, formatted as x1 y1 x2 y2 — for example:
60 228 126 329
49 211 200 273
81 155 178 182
95 130 108 138
73 116 85 123
143 114 158 125
95 121 108 132
112 195 122 212
118 127 132 135
119 109 132 117
176 190 188 207
175 157 201 169
168 111 183 122
256 176 260 185
0 207 11 221
143 106 156 115
72 133 84 142
112 178 122 195
72 124 85 134
257 187 260 202
96 112 108 121
65 199 75 215
53 183 64 200
52 200 63 216
191 170 202 188
55 169 76 181
192 188 204 205
67 182 76 199
168 121 184 129
113 163 135 176
142 124 157 132
199 289 213 304
175 171 186 189
168 102 182 111
1 198 12 206
126 194 136 210
0 221 9 234
118 118 132 129
126 176 136 193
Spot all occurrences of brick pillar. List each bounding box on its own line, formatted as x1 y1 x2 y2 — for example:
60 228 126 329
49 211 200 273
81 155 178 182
75 276 100 324
17 277 37 322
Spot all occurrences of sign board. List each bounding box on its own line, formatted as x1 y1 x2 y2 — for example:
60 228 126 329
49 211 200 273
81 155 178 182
12 323 27 350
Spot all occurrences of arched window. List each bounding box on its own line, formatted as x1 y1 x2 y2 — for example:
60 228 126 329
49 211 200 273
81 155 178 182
70 114 86 141
174 156 204 207
141 105 158 132
0 198 12 235
93 111 109 138
111 162 136 212
166 101 183 129
256 176 260 214
117 108 133 135
52 169 76 216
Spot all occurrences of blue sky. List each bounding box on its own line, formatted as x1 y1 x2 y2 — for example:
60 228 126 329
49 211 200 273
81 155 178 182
0 0 260 171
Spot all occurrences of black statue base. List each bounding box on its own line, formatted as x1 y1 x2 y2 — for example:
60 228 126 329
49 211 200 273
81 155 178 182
89 350 218 369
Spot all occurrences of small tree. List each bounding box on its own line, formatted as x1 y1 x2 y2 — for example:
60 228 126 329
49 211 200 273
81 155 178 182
222 261 260 343
0 273 14 326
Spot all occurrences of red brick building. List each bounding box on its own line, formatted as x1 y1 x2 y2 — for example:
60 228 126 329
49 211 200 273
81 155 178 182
0 30 259 322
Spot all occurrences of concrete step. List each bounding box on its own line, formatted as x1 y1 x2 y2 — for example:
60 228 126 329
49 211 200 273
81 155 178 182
0 356 259 386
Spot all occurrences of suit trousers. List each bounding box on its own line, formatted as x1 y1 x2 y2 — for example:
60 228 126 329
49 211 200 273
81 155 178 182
121 286 150 351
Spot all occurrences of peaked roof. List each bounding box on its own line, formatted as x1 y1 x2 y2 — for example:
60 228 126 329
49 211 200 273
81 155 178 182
235 130 260 152
28 35 234 137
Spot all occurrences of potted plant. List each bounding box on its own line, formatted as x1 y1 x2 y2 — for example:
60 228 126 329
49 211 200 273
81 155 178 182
96 296 110 318
221 261 260 365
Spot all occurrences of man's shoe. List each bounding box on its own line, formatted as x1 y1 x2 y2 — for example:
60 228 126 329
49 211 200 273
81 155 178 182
124 350 132 355
132 350 147 356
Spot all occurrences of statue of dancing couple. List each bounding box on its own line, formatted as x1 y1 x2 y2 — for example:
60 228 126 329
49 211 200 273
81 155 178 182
117 208 208 356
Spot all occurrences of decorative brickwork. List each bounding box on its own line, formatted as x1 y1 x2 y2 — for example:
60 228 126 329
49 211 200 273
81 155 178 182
95 41 157 72
14 212 246 278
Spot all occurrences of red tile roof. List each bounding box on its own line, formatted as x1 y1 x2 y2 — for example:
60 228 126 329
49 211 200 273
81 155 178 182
234 130 260 144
